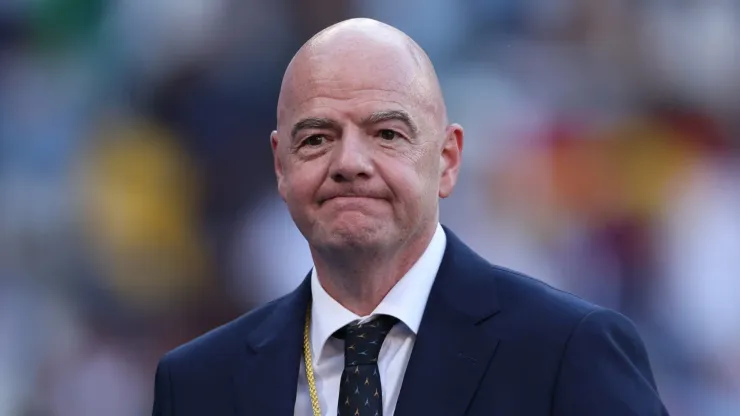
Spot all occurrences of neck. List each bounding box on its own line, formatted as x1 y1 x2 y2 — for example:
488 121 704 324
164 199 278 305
312 224 437 316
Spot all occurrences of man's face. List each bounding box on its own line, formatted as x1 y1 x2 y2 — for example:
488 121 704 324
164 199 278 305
271 40 461 253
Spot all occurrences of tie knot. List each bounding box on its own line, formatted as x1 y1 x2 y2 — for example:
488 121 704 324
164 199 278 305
337 315 398 366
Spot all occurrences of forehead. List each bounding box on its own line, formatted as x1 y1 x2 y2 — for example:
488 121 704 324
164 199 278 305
286 85 422 124
279 42 434 124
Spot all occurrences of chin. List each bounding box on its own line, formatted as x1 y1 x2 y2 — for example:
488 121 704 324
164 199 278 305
314 217 390 251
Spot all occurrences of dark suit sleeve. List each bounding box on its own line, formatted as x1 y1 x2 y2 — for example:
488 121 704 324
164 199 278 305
152 359 174 416
552 309 670 415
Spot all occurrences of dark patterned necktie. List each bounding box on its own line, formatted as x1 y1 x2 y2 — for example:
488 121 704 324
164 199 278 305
335 315 398 416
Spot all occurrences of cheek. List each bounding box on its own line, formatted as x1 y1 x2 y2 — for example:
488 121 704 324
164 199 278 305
385 166 433 209
382 148 439 194
285 177 313 204
412 149 442 188
284 166 323 204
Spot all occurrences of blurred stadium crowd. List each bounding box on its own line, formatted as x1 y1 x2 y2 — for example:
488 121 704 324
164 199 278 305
1 0 739 415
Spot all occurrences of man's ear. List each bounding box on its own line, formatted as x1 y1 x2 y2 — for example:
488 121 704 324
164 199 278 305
438 123 464 199
271 131 287 201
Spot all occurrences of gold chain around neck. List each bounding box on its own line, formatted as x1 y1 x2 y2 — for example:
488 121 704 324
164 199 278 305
303 303 322 416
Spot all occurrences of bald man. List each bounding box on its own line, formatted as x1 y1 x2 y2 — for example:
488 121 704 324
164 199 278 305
152 19 668 416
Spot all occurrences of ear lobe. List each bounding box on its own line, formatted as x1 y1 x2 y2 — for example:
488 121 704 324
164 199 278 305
270 130 281 176
270 130 280 154
271 131 287 201
438 124 464 199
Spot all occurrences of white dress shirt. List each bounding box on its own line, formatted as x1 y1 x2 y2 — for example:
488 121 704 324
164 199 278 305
294 223 447 416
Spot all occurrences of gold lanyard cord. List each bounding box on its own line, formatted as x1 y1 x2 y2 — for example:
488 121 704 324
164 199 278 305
303 303 322 416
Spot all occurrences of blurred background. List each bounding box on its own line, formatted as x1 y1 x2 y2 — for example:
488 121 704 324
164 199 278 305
0 0 739 414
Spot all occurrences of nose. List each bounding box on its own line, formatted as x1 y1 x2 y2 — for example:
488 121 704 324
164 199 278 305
329 132 374 183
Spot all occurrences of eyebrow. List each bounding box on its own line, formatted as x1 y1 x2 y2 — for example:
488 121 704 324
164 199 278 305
289 109 419 141
291 117 341 141
362 110 419 136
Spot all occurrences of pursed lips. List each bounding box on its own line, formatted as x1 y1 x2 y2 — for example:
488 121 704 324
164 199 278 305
320 195 385 206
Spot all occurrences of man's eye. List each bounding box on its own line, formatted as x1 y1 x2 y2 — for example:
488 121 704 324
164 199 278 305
379 130 398 141
303 135 325 147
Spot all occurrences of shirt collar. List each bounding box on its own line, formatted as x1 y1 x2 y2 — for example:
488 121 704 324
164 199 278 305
310 223 447 363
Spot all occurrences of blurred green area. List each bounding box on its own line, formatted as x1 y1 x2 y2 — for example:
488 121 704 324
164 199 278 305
30 0 107 48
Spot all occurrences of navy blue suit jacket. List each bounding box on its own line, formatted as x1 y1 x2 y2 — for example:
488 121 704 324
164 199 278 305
152 227 669 415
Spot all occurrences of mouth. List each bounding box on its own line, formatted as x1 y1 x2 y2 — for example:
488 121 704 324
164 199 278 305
320 196 385 206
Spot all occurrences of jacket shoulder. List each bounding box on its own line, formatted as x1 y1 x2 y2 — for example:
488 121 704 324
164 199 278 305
488 263 621 335
443 227 604 328
495 265 598 316
159 294 288 367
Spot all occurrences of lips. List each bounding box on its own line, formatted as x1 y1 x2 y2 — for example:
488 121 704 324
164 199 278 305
324 195 379 202
320 193 384 204
321 196 385 208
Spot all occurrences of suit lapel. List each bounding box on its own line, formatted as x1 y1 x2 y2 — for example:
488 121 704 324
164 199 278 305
394 228 502 416
232 275 311 416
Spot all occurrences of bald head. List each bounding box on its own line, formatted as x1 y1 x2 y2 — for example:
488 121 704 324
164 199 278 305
276 18 447 130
